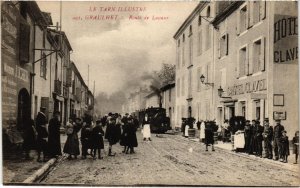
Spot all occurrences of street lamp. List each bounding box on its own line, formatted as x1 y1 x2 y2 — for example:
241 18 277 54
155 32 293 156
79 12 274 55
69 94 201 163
217 86 231 99
200 74 214 87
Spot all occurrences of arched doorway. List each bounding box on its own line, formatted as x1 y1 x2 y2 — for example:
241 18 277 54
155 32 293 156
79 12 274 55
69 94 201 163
17 88 31 129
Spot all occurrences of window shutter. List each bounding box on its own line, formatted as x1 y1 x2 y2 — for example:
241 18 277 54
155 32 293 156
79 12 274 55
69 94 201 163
248 1 253 28
20 21 30 63
218 37 221 58
260 37 266 71
226 33 229 55
260 1 266 20
236 10 240 35
236 50 240 78
246 44 249 76
248 44 253 75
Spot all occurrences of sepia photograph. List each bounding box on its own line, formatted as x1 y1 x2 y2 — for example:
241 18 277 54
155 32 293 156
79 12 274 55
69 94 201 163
1 0 300 186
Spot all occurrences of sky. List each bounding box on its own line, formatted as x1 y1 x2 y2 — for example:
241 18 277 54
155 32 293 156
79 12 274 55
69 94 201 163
37 1 199 96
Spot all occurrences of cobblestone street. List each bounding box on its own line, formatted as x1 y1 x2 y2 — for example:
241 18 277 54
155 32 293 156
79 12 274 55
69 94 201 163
42 132 300 186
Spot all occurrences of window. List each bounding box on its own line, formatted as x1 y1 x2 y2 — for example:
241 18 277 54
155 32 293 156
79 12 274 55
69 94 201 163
189 39 193 66
197 67 202 92
238 46 247 77
177 78 180 97
40 53 47 79
177 40 181 68
189 25 193 36
188 69 192 97
198 15 201 26
181 75 185 96
219 33 229 58
240 5 247 33
205 24 211 50
220 68 226 89
42 29 46 48
169 89 171 102
253 1 267 25
182 34 185 66
198 31 202 56
253 37 265 73
207 6 211 18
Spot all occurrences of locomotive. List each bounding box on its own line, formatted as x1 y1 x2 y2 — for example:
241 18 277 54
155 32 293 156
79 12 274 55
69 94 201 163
134 107 171 133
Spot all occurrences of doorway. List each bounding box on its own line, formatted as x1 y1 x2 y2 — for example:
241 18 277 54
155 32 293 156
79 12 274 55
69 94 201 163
17 88 31 129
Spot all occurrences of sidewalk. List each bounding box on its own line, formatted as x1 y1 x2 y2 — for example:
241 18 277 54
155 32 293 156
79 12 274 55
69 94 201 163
2 134 67 183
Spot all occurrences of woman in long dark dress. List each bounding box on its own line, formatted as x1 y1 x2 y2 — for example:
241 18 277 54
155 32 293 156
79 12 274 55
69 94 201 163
90 120 104 160
105 116 120 156
48 111 62 158
63 117 81 159
22 117 36 159
125 117 138 154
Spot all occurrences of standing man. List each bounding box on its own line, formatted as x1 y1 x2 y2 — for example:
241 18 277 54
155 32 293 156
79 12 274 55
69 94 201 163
105 116 120 156
262 118 273 159
48 111 62 158
255 120 264 158
244 120 252 154
249 120 257 155
35 107 48 162
273 119 285 160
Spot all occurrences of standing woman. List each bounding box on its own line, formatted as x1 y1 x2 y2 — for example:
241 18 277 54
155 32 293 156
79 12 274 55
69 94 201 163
63 117 81 159
142 114 151 141
125 117 138 154
22 117 37 159
48 111 62 158
91 120 104 160
105 117 119 156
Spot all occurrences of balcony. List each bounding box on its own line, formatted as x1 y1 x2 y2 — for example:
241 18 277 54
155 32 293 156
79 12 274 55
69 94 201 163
54 80 62 95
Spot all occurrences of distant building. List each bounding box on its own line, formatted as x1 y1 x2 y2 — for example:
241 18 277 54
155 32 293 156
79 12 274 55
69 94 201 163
161 82 176 129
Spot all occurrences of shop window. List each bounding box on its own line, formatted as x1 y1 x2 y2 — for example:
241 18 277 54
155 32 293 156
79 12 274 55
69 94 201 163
198 31 202 56
239 5 247 33
218 33 229 58
40 53 47 79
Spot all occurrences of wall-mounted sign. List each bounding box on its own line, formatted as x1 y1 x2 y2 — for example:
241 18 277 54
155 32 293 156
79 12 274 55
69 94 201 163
227 79 267 96
274 15 298 64
273 94 284 106
273 111 287 120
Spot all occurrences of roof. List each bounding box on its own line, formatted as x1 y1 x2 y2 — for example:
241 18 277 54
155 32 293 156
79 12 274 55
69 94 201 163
160 82 175 92
173 2 208 39
23 1 49 28
48 29 73 51
211 1 244 26
41 12 53 25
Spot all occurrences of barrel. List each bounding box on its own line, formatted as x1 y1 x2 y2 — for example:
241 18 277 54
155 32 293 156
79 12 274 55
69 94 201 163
188 128 196 138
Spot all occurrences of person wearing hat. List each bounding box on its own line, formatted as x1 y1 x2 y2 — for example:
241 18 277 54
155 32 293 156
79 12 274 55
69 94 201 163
35 107 49 162
255 120 264 158
244 120 252 154
279 130 289 163
124 117 138 154
249 120 257 155
273 119 285 160
48 111 62 158
262 118 273 159
105 117 120 156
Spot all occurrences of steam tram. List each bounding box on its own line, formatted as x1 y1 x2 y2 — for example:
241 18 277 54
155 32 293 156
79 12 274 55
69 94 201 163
134 107 171 133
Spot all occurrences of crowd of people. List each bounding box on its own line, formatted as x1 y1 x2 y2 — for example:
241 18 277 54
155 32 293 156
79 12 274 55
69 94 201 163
221 118 299 164
22 107 140 162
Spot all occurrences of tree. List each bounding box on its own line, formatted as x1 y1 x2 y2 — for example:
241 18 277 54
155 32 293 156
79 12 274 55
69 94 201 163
156 64 176 85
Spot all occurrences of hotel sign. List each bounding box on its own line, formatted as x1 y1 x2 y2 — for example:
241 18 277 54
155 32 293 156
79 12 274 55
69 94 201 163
227 79 267 96
274 14 298 64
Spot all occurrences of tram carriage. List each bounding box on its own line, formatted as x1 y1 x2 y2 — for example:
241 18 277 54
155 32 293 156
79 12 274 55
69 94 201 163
134 107 171 133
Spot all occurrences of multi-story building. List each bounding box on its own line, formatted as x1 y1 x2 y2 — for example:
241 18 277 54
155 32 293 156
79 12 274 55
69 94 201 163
174 1 298 137
161 82 176 129
212 1 298 137
174 2 216 128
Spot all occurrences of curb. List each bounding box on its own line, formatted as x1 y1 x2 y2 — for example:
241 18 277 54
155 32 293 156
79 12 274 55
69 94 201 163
185 138 299 173
23 158 57 183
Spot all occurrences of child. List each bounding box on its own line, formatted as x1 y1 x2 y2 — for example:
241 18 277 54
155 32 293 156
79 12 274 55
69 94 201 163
292 131 299 164
90 120 104 160
279 130 290 163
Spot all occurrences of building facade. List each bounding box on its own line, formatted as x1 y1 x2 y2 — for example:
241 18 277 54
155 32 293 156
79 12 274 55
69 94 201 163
161 83 176 129
174 1 298 137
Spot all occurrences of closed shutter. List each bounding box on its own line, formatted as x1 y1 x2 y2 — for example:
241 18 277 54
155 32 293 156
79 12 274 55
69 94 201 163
236 49 240 78
246 44 249 75
218 36 221 58
236 11 240 36
247 1 253 28
248 43 253 75
20 21 30 63
260 37 266 71
260 1 266 20
226 33 229 55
